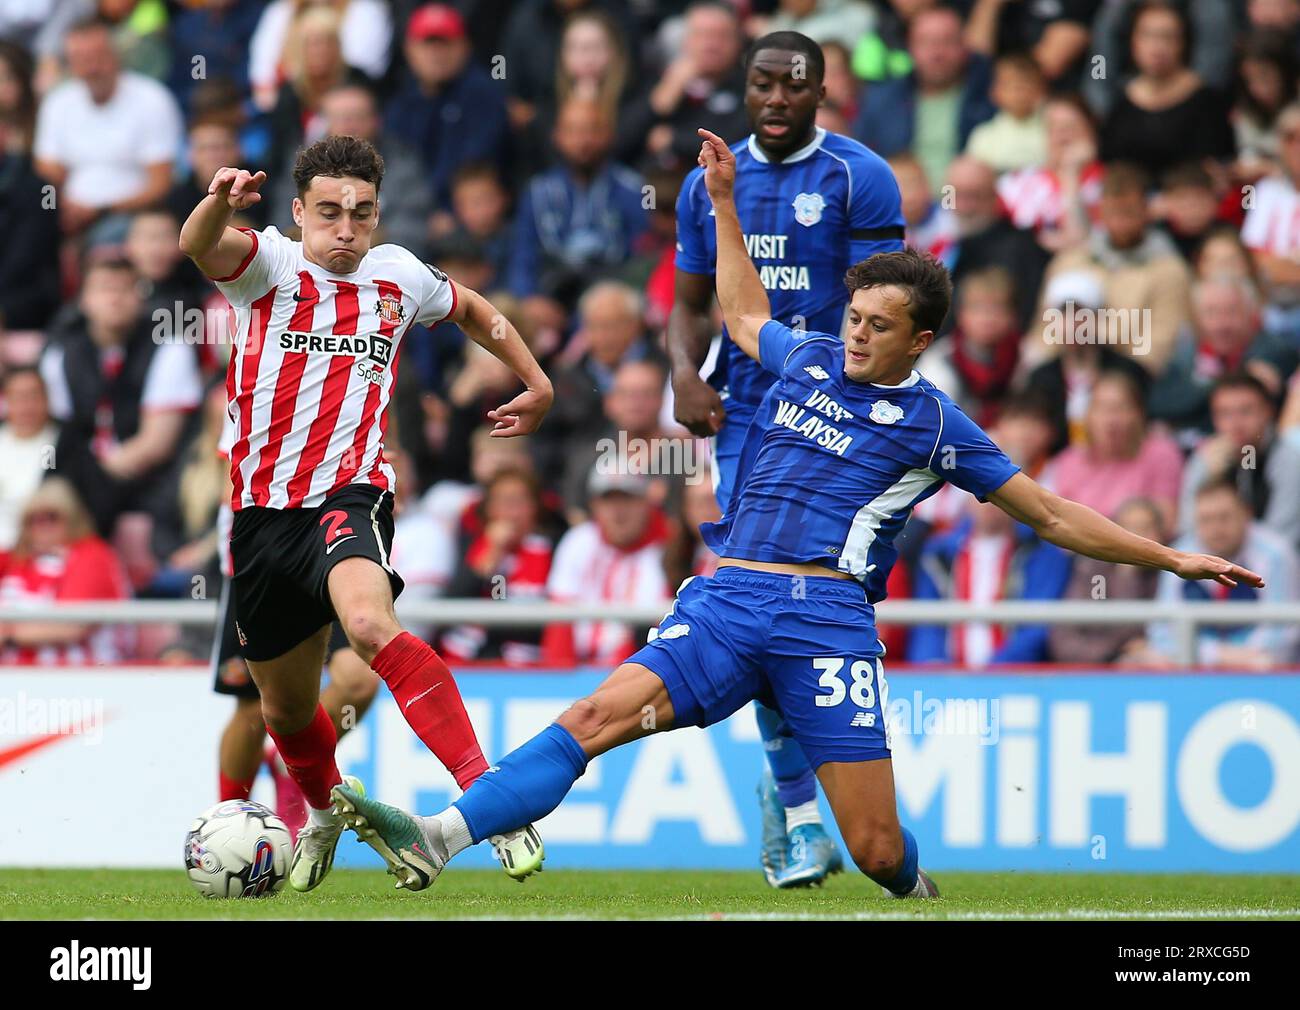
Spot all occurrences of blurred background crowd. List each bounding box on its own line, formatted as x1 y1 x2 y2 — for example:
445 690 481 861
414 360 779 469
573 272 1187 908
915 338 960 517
2 0 1300 670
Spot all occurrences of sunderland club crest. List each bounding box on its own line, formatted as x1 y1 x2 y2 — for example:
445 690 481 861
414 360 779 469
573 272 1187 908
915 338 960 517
792 192 826 227
375 292 406 326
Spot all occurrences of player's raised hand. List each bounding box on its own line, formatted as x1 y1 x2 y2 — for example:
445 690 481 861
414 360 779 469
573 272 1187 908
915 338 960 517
487 386 553 438
208 167 268 210
1172 552 1265 589
697 128 735 203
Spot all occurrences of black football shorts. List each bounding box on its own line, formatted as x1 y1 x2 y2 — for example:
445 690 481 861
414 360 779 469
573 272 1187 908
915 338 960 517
228 484 405 663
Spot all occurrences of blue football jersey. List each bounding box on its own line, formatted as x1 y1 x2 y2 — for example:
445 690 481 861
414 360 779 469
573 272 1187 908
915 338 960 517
701 321 1021 603
675 128 905 409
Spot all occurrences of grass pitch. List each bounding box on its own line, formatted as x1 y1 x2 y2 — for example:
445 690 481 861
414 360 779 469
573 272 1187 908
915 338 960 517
1 868 1296 920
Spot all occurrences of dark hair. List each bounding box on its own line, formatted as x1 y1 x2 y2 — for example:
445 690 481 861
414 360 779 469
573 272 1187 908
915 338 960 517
1125 0 1193 73
745 30 825 85
292 135 384 196
844 250 952 335
1194 474 1247 505
1161 160 1213 191
1210 370 1276 410
451 161 504 191
994 50 1045 81
1235 30 1299 128
2 364 44 389
1101 161 1150 197
1045 91 1098 137
0 41 36 146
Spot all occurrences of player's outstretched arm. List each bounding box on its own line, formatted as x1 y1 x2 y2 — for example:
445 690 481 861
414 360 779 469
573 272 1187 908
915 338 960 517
988 472 1265 588
450 282 554 437
697 128 771 363
178 167 265 278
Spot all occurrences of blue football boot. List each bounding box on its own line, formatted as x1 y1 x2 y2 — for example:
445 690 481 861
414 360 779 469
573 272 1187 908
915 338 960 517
757 769 787 887
773 822 844 889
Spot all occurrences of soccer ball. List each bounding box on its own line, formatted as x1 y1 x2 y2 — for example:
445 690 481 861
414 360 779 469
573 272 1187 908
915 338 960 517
184 800 292 899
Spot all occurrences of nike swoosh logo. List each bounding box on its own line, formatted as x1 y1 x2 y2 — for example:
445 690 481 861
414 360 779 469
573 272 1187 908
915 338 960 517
403 684 441 709
324 534 358 555
0 719 107 772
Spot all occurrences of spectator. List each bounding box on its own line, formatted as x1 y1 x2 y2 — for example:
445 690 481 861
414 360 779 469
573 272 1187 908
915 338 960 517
853 6 995 197
0 476 131 664
1053 369 1184 527
516 9 645 174
917 266 1021 427
440 466 556 665
270 82 432 253
1194 224 1263 295
1084 0 1236 117
124 208 210 346
1048 497 1164 664
945 155 1048 332
1140 478 1300 668
39 255 203 537
759 0 877 51
995 392 1061 487
0 114 62 330
907 496 1072 666
1099 0 1235 180
1240 102 1300 342
1035 162 1192 373
817 40 862 129
249 0 392 111
1023 270 1152 452
1231 30 1298 185
33 17 182 240
167 116 266 231
1152 161 1226 261
166 0 262 117
964 0 1098 87
542 281 666 479
561 359 680 520
428 163 512 288
964 52 1048 174
543 466 670 667
0 40 37 152
892 152 957 262
630 1 749 171
997 92 1103 252
507 97 648 306
849 0 918 82
1177 372 1300 544
1148 276 1295 441
384 4 508 210
0 367 58 550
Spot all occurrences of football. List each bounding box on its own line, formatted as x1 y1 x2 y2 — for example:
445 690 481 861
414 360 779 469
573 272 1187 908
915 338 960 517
184 800 292 899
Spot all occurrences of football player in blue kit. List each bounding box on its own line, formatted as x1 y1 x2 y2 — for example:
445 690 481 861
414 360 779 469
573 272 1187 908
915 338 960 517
331 129 1263 899
669 30 905 887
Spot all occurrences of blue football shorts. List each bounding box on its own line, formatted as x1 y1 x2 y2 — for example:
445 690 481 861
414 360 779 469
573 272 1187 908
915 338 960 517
628 566 892 768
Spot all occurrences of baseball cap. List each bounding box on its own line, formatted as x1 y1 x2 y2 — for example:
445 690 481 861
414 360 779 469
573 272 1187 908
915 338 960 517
407 4 466 41
587 466 651 500
1043 270 1104 310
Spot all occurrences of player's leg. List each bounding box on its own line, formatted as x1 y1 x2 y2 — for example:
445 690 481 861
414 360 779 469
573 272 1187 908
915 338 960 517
333 660 677 890
218 697 265 801
815 758 938 898
335 570 766 890
319 629 381 735
753 700 841 887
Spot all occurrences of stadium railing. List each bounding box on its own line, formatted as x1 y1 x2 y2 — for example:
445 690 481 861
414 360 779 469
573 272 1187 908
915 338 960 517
0 599 1294 665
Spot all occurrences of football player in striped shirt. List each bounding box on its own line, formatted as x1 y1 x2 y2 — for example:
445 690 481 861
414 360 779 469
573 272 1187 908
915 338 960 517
180 135 551 891
330 129 1262 898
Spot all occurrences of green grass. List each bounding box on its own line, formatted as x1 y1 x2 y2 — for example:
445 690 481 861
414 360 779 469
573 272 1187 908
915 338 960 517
1 869 1297 920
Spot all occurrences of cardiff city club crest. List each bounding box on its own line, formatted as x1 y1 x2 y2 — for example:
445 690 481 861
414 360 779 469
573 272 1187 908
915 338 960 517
869 400 905 425
375 292 406 326
792 192 826 227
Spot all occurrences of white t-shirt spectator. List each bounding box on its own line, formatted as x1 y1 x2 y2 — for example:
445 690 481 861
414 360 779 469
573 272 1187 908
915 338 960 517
1241 173 1300 304
547 519 669 666
0 421 58 549
33 70 182 208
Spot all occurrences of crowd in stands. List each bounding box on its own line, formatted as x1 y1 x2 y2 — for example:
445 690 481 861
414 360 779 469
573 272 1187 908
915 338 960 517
1 0 1299 669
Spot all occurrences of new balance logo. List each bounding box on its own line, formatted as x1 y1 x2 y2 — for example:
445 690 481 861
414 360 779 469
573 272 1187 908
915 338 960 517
850 712 876 728
804 365 829 380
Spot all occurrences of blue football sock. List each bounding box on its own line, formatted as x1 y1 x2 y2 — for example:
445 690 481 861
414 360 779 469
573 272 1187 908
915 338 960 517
453 723 588 843
879 827 919 895
754 701 817 808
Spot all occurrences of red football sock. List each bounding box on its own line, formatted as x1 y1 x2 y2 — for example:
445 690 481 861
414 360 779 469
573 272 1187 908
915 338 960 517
372 632 489 790
264 704 341 810
218 772 255 802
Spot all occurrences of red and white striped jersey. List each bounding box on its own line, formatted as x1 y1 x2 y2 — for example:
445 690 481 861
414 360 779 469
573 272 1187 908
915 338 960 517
214 226 456 511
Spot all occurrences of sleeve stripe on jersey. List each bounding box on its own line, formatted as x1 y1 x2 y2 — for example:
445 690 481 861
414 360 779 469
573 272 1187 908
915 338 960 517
782 334 839 373
441 277 459 323
209 228 259 282
926 395 946 471
851 226 905 241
